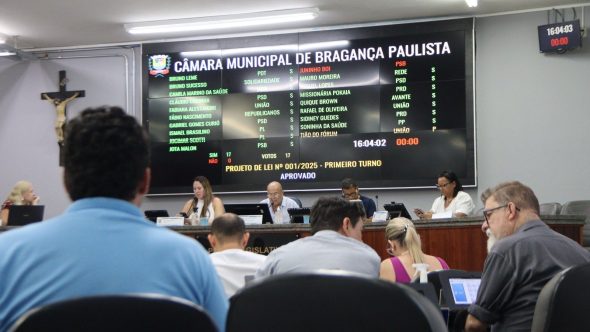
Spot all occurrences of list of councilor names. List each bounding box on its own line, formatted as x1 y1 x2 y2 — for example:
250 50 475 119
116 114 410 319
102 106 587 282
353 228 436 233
147 33 464 178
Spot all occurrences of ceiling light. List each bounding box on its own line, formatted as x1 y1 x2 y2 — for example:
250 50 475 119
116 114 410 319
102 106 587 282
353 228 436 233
0 52 16 56
125 8 319 35
465 0 478 7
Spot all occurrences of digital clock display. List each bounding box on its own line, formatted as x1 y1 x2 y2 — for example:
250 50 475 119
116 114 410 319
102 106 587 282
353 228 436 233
538 20 582 53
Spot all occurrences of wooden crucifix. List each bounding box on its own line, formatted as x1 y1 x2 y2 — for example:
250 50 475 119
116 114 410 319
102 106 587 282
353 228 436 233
41 70 85 165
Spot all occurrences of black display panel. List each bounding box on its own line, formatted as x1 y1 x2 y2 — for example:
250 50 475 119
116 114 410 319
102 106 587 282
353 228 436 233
538 20 582 53
142 19 475 194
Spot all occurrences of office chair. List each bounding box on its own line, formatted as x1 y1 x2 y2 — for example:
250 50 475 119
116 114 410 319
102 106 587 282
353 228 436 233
9 293 218 332
227 271 447 332
539 202 562 215
560 200 590 246
531 262 590 332
287 196 303 208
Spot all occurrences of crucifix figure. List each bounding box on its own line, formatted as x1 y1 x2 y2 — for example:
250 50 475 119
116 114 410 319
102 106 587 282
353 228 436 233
41 70 85 165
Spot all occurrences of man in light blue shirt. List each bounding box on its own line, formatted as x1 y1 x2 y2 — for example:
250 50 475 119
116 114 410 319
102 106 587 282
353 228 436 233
260 181 300 224
256 196 380 278
0 107 228 332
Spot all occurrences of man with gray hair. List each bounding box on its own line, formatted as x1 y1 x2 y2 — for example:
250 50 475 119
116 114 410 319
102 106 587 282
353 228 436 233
465 181 590 332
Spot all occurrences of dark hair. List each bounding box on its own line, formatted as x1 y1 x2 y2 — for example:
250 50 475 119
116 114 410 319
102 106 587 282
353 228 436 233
438 170 462 197
63 106 149 201
310 196 365 234
341 178 358 190
481 181 540 215
210 213 246 244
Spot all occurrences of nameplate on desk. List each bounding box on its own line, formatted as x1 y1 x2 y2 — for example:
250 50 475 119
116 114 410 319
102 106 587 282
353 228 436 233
240 215 263 225
432 211 453 219
373 210 388 222
156 217 184 226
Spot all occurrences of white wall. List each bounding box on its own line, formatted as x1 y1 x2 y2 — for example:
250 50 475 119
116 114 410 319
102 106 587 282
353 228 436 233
0 48 138 218
0 9 588 219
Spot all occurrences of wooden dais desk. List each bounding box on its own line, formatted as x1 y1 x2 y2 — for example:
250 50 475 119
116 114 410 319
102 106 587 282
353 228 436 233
0 215 582 272
173 215 585 272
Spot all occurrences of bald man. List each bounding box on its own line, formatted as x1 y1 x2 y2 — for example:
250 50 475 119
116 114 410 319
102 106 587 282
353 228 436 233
260 181 300 224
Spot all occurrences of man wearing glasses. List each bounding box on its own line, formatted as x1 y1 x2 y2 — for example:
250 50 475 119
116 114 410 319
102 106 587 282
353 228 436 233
260 181 299 224
465 181 590 332
341 178 376 220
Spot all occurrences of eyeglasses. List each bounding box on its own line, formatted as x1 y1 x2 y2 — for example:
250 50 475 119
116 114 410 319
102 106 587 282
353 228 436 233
483 204 521 225
436 182 451 189
267 192 281 197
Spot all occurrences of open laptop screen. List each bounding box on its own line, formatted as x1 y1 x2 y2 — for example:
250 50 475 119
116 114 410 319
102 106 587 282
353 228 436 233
448 278 481 305
7 205 45 226
224 203 273 224
144 210 169 222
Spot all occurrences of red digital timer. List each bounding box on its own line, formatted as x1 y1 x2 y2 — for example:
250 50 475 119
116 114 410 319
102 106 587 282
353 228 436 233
538 20 582 53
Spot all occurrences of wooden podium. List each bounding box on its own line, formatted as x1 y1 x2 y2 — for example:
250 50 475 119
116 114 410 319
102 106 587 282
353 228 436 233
173 215 585 271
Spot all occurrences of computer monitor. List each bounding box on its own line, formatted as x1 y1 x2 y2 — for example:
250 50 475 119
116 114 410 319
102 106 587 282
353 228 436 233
144 210 169 222
7 205 45 226
224 203 273 224
383 202 412 219
287 207 311 223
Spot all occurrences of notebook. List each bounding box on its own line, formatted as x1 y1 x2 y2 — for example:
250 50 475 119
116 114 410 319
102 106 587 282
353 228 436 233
7 205 45 226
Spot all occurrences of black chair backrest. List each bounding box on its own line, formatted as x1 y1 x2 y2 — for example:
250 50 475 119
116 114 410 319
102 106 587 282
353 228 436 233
531 262 590 332
9 293 218 332
287 196 303 208
228 271 447 332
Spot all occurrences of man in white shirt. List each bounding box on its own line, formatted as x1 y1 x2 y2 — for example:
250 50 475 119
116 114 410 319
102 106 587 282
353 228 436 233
260 181 299 224
208 213 266 297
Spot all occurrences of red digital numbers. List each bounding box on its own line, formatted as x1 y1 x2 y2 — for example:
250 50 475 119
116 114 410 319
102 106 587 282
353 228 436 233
395 137 420 146
550 36 569 47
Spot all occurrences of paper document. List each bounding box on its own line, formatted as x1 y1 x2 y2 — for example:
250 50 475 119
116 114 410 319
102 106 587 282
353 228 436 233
432 211 453 219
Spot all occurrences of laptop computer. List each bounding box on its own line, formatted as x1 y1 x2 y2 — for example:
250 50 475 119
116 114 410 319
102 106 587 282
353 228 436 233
287 207 311 223
7 205 45 226
144 210 169 223
438 270 482 310
383 202 412 219
224 203 273 224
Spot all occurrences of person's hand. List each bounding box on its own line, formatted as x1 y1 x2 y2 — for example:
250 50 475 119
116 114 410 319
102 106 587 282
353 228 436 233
33 196 40 205
414 208 425 219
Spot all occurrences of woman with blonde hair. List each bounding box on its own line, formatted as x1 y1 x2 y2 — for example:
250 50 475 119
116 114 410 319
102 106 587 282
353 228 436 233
379 217 449 283
180 176 224 225
1 180 40 226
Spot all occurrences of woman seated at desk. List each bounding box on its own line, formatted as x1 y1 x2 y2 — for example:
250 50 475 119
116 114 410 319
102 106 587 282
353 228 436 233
180 176 224 225
414 170 474 219
380 217 449 283
1 180 40 226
